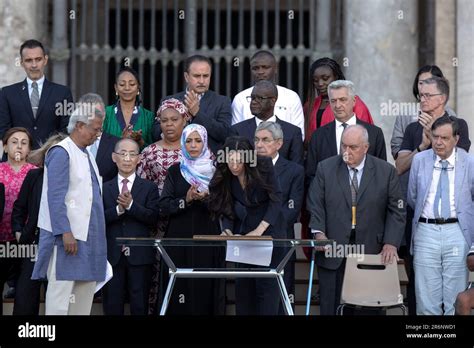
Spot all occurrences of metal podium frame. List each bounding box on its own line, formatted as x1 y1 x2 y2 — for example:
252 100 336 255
117 237 330 316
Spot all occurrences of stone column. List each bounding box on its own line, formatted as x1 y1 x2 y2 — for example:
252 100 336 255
343 0 418 162
0 0 48 87
456 0 474 148
435 0 456 111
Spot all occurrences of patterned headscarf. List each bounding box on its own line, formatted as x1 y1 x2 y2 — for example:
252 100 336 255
156 98 191 122
179 124 215 192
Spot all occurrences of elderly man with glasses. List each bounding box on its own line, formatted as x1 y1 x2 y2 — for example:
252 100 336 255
408 116 474 315
32 94 108 315
101 138 159 315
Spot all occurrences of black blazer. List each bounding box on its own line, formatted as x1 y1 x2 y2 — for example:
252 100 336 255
0 182 4 223
153 90 232 154
0 78 73 149
159 163 221 237
221 157 285 238
231 117 304 165
103 175 160 266
96 133 120 183
307 154 405 270
306 119 387 183
274 156 304 238
11 168 43 244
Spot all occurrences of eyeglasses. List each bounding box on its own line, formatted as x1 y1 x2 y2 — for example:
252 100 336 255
114 152 139 158
85 124 103 135
419 93 443 100
254 137 276 144
246 95 273 103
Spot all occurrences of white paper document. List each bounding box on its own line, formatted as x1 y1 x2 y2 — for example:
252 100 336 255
95 261 113 293
225 240 274 266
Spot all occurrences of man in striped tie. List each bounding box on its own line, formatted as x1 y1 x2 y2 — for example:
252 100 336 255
307 124 405 315
0 39 73 150
408 116 474 315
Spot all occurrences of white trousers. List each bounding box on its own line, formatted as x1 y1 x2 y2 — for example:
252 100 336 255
45 246 96 315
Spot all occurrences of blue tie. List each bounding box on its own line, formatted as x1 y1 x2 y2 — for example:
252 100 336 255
433 160 450 219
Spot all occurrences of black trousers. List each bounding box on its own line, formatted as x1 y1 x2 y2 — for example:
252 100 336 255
13 257 45 315
102 255 152 315
0 242 20 316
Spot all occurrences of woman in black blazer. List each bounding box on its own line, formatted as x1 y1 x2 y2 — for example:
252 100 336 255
11 134 65 315
158 124 225 315
208 136 285 315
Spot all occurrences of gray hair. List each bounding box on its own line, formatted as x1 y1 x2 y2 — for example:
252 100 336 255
342 124 369 145
67 93 105 133
423 76 450 104
255 121 284 140
328 80 356 98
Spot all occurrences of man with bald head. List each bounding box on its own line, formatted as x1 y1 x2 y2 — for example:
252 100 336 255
231 50 304 138
102 138 160 315
307 124 406 315
231 80 303 164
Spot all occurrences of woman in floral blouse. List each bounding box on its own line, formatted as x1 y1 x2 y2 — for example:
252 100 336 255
136 98 190 314
0 127 36 315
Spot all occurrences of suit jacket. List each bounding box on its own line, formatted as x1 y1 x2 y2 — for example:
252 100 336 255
306 119 387 183
222 156 285 238
407 148 474 253
231 117 304 165
11 168 43 244
307 154 406 270
96 133 120 183
153 90 232 154
103 175 160 266
274 156 304 237
0 182 4 222
0 78 73 148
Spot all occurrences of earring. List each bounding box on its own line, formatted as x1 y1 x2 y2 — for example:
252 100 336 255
137 91 140 96
115 92 118 97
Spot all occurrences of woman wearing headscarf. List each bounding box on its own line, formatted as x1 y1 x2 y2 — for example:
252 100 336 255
160 124 225 315
137 97 190 314
158 124 224 315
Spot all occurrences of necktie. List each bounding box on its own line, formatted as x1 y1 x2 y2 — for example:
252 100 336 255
339 123 348 155
31 81 40 118
121 178 129 195
350 168 358 228
433 160 450 219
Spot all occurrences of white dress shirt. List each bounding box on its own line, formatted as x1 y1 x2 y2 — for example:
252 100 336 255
335 114 357 154
272 152 280 166
116 173 136 215
232 84 305 139
27 75 45 99
311 155 366 235
255 115 277 128
421 150 457 219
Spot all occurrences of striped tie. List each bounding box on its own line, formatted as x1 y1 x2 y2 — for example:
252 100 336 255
31 81 40 118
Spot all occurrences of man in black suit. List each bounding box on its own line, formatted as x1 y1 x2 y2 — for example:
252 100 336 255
153 55 232 154
0 39 73 149
232 80 304 165
306 80 386 183
254 121 304 314
102 138 160 315
307 125 406 315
